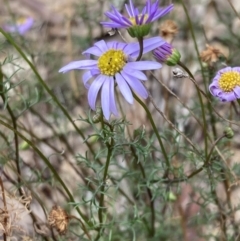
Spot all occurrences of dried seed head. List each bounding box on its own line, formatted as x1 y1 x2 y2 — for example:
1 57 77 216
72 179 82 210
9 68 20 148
159 20 178 41
48 205 69 235
200 44 222 65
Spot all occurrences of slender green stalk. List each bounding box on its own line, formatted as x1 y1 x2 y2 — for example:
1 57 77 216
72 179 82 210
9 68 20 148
133 93 170 168
96 121 114 241
179 0 207 92
178 61 208 157
0 119 93 231
0 28 96 157
138 161 155 237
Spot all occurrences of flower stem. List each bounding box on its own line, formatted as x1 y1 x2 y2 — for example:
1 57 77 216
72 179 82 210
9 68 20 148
178 61 208 157
136 37 144 61
96 121 114 240
133 92 170 168
179 0 207 93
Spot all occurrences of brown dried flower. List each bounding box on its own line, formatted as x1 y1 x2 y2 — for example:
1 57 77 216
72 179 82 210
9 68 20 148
200 44 222 65
159 20 178 41
48 205 69 235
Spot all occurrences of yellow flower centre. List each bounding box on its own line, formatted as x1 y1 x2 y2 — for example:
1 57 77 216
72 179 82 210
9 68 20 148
17 17 27 25
219 71 240 92
98 49 126 76
129 14 148 25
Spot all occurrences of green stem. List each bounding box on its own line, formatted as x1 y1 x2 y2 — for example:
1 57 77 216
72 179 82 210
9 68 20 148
178 61 208 158
136 37 144 61
133 93 170 168
0 118 93 231
0 28 96 157
96 122 114 241
179 0 207 92
139 161 155 237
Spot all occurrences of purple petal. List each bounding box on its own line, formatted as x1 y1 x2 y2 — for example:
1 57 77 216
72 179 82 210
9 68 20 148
219 92 237 102
115 73 133 104
234 86 240 98
219 67 232 74
102 11 130 27
232 67 240 73
107 41 126 50
209 85 222 97
100 22 126 28
127 37 165 57
94 40 109 53
122 72 148 99
59 60 97 73
122 68 147 81
82 69 100 89
88 75 105 110
128 0 136 17
18 17 34 34
82 46 103 57
101 77 111 120
109 76 118 116
139 13 145 25
126 61 161 70
151 4 174 22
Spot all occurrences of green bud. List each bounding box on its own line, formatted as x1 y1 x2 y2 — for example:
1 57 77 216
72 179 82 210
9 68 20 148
224 127 234 139
166 49 181 66
167 191 177 201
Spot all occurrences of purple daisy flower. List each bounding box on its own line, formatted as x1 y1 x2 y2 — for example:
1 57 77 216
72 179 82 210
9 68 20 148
3 17 33 35
209 67 240 102
101 0 173 29
59 37 165 120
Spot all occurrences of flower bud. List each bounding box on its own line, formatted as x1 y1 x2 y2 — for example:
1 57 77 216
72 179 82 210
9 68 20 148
153 42 181 66
224 127 234 139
